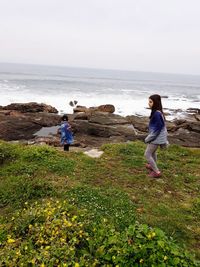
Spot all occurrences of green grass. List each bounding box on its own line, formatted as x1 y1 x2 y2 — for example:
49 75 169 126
67 186 136 230
0 140 200 261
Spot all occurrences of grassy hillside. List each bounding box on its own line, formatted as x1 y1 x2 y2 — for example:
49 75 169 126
0 141 199 266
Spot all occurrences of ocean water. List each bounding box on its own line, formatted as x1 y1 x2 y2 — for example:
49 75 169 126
0 63 200 119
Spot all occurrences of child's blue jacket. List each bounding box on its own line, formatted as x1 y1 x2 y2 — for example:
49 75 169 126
60 122 74 145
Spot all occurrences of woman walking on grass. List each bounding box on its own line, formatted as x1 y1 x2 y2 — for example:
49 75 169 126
144 94 168 178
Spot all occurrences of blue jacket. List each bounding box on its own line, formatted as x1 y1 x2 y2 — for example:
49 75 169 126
60 122 74 145
145 110 168 144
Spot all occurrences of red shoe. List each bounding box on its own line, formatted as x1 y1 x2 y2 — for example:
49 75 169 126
145 163 153 171
149 171 161 178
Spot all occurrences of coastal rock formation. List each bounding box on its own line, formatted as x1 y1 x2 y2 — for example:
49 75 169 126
97 104 115 113
1 102 58 113
126 115 149 132
0 102 200 148
72 112 137 139
73 104 115 118
0 103 60 141
126 113 200 147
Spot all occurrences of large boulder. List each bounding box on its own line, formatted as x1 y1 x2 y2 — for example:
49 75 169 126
97 104 115 113
187 122 200 133
168 130 200 147
3 102 58 113
194 114 200 121
89 112 129 125
186 108 200 114
73 106 88 113
0 116 41 140
0 111 61 141
71 112 137 139
126 115 149 132
73 112 89 120
73 104 115 115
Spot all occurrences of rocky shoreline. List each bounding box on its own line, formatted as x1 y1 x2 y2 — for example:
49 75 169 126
0 102 200 148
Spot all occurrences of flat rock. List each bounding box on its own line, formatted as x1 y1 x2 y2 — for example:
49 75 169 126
0 111 61 140
2 102 58 113
73 104 115 115
194 114 200 121
84 149 104 158
89 112 129 125
126 115 149 132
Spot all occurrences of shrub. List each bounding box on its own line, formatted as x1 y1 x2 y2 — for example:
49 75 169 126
0 142 17 164
22 145 75 175
0 199 199 267
0 176 54 207
0 199 89 266
21 145 57 162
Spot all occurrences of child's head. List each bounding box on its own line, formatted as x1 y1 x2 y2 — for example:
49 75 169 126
62 114 68 121
148 94 163 112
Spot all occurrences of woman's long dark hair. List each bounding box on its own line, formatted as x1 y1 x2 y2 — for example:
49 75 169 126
149 94 164 119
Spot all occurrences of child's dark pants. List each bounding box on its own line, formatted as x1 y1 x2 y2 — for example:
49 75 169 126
64 144 70 151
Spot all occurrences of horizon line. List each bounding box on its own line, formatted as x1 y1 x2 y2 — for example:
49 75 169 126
0 61 200 78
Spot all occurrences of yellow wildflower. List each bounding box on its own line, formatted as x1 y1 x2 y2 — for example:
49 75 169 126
16 250 21 256
31 258 36 264
151 232 156 238
74 263 80 267
164 256 168 261
7 238 16 244
147 234 152 239
72 215 77 221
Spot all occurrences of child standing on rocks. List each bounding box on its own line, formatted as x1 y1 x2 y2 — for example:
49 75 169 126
144 94 168 178
59 114 74 151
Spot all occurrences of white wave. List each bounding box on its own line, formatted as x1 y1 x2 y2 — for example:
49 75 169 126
0 87 199 119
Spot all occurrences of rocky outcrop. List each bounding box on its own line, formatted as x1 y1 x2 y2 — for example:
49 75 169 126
126 113 200 148
97 104 115 113
186 108 200 114
1 102 58 113
72 112 137 139
0 102 200 148
0 103 60 141
126 115 149 132
73 104 115 118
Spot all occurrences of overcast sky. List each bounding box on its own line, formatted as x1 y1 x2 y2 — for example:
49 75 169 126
0 0 200 75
